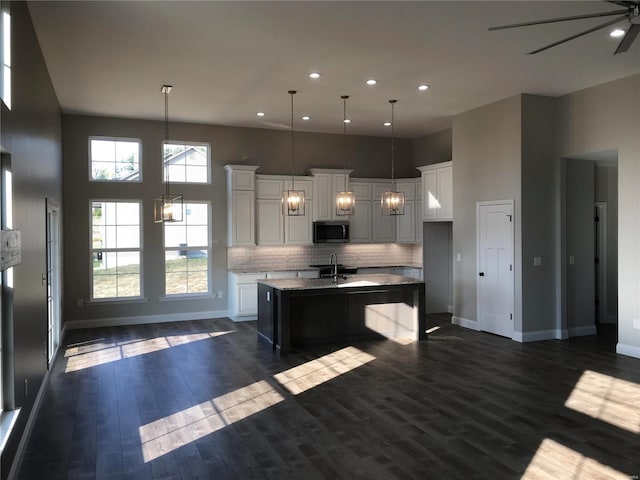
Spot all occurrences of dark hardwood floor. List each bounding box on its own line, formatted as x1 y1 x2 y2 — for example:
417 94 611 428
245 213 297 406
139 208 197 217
17 316 640 480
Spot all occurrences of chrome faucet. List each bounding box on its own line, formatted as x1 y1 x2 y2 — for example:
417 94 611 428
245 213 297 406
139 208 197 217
329 253 338 282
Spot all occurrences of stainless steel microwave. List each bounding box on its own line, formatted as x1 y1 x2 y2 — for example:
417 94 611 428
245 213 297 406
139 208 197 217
313 221 350 243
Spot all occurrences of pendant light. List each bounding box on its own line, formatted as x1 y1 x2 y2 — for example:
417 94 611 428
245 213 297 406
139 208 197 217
154 84 184 223
335 95 355 216
381 99 405 216
282 90 305 216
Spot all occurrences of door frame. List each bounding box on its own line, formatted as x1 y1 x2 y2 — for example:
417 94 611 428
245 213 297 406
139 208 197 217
594 202 608 324
46 197 62 366
476 199 515 337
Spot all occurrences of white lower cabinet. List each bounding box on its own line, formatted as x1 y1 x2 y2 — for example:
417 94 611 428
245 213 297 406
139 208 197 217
228 272 266 320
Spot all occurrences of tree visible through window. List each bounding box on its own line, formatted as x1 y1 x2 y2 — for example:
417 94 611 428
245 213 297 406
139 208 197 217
164 202 210 295
90 138 141 181
91 201 141 299
163 142 209 183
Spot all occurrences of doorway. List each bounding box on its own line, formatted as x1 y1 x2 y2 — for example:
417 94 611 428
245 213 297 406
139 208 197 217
46 198 61 366
476 200 514 338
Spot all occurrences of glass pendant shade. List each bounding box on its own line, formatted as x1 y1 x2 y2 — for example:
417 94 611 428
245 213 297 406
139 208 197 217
154 194 184 223
335 190 355 216
381 190 405 216
282 190 305 216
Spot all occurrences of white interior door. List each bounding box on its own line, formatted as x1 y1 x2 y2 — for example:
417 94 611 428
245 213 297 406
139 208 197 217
477 200 514 338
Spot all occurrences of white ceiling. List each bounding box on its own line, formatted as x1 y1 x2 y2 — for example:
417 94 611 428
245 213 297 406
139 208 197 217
27 1 640 139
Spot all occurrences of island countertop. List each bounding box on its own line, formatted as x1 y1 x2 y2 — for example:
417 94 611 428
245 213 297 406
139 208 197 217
257 273 423 291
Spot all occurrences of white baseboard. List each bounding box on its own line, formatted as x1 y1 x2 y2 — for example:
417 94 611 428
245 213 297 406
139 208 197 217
64 309 229 330
451 316 479 330
568 325 597 337
512 329 565 343
616 342 640 360
229 315 257 322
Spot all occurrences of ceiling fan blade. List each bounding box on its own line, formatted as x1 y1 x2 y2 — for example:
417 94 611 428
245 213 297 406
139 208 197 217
605 1 637 7
615 22 640 53
489 9 628 31
528 15 628 54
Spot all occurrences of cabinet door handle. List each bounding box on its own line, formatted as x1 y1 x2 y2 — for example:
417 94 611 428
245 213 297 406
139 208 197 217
479 272 485 277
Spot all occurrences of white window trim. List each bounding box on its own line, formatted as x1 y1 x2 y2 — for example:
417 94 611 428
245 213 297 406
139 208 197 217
163 200 212 297
162 140 211 184
89 199 144 301
88 136 143 183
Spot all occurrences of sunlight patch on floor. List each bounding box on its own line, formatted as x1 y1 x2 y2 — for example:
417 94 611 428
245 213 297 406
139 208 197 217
364 302 417 340
565 369 640 434
273 346 375 395
425 326 441 334
522 438 629 480
139 380 283 462
64 330 232 372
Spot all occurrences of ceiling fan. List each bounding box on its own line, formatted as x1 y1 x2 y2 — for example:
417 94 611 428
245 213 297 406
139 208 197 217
489 1 640 54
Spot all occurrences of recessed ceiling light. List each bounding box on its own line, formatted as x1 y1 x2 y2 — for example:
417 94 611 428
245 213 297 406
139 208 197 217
309 72 321 79
302 116 310 121
343 119 351 124
418 84 430 91
366 79 377 86
610 28 626 38
384 122 391 126
256 112 265 117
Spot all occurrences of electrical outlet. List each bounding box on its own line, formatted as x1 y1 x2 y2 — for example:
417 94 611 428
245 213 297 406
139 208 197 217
633 318 640 330
217 290 223 299
77 298 84 307
533 256 542 267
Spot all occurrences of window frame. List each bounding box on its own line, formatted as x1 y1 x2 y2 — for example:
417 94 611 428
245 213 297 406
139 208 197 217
1 5 11 110
89 199 144 302
88 136 142 183
162 141 211 185
162 200 212 298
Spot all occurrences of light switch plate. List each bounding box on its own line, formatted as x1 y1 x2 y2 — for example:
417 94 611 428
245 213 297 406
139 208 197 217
533 256 542 267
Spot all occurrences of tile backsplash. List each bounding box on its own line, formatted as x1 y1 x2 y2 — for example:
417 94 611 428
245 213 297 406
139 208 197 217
228 243 422 272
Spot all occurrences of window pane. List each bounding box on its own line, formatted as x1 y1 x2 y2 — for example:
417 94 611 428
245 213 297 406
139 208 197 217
90 139 140 182
116 252 140 274
116 202 140 225
92 225 105 249
117 274 140 298
93 275 117 299
185 203 208 223
103 226 117 249
166 272 187 295
165 251 186 272
187 271 208 293
164 225 186 248
116 226 139 248
186 225 208 246
163 143 209 184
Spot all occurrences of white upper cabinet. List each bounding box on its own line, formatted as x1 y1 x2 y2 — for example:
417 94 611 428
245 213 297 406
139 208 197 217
418 161 453 222
255 175 313 246
309 168 353 221
395 180 417 243
225 165 259 246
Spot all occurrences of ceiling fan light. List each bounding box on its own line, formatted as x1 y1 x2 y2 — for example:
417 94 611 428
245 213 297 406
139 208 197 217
610 28 626 38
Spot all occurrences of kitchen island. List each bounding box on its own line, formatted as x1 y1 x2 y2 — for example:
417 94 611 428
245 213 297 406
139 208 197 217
257 274 426 354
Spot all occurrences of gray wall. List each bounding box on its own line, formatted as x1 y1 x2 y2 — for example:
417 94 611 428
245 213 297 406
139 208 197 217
62 115 414 324
0 2 63 476
520 95 558 336
556 74 640 356
451 95 522 330
412 128 452 170
595 164 618 323
565 158 595 333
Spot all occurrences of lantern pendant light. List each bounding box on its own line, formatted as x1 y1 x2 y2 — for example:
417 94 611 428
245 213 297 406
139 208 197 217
154 84 184 223
381 99 405 216
282 90 305 216
335 95 355 216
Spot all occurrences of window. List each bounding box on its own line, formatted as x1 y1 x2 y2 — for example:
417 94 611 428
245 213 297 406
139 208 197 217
1 7 11 110
163 142 209 183
91 201 141 299
163 202 210 295
90 137 141 182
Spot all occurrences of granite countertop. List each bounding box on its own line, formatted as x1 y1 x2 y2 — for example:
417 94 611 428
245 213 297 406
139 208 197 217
257 273 424 291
